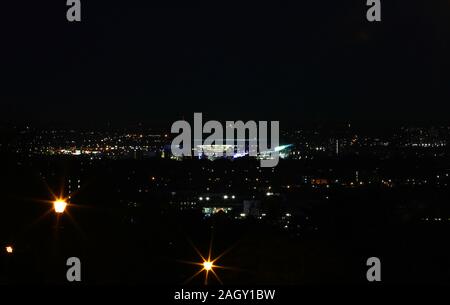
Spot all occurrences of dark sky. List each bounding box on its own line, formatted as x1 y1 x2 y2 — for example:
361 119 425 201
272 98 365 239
2 1 450 126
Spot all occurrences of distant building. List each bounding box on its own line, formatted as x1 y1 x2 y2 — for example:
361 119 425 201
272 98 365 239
243 200 262 217
198 193 241 217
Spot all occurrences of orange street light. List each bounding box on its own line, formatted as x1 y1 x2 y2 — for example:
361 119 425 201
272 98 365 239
5 245 13 254
203 260 213 271
53 200 68 214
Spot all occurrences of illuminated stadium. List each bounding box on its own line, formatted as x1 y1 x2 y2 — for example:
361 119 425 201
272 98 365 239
258 144 294 160
196 144 235 158
195 143 293 160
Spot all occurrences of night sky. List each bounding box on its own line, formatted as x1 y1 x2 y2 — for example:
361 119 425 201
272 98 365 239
2 1 450 126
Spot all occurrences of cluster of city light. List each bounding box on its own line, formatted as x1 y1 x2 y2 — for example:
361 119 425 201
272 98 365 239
223 195 235 200
199 195 236 201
